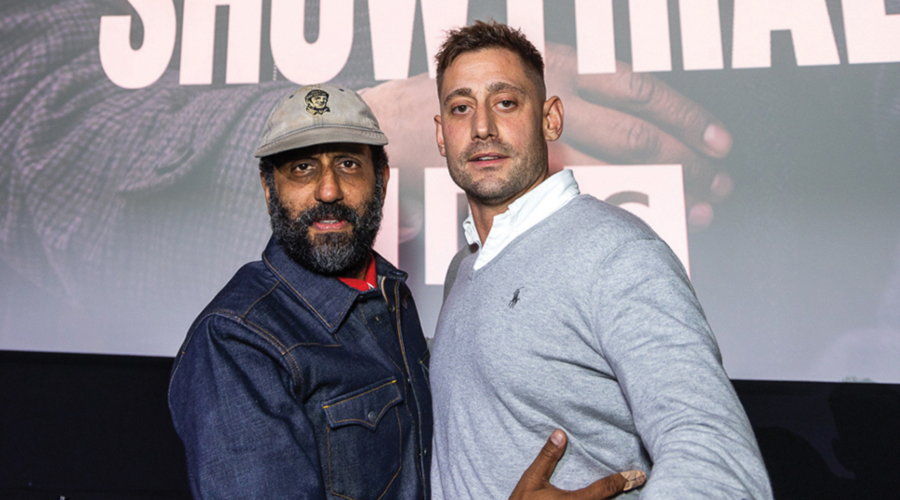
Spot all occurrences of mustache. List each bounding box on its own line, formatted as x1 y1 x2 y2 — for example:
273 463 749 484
294 202 360 227
460 139 515 161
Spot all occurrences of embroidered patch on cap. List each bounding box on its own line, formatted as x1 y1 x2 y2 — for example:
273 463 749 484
305 89 330 116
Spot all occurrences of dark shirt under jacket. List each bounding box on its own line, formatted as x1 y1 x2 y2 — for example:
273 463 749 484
168 237 432 499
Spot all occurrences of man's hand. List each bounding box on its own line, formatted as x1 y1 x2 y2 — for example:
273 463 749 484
544 43 734 231
362 73 443 243
509 429 646 500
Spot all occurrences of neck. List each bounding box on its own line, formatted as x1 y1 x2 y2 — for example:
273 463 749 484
468 169 550 244
468 202 507 244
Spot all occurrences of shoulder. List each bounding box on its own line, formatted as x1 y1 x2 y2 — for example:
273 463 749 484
566 195 656 237
177 261 286 353
540 195 661 258
203 260 280 318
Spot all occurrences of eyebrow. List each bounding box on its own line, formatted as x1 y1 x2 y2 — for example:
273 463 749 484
442 82 527 107
487 81 525 96
443 87 474 107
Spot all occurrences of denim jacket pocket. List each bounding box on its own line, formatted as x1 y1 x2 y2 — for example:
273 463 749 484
322 378 404 499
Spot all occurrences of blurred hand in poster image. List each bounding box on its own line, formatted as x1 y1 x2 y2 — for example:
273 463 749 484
543 43 734 230
0 0 730 353
367 42 734 236
1 0 898 387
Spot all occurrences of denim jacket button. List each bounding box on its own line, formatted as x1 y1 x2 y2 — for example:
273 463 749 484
367 410 377 423
389 305 396 313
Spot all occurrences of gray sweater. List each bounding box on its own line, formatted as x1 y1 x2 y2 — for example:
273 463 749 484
430 195 771 499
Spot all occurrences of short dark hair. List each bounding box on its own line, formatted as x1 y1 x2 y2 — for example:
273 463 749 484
435 20 545 99
258 144 388 184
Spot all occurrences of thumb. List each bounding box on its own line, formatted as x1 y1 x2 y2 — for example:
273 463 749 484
516 429 568 491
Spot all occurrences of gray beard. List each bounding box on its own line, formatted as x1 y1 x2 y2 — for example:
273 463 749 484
267 176 384 276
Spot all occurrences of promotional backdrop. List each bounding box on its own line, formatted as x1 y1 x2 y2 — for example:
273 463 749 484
1 0 899 383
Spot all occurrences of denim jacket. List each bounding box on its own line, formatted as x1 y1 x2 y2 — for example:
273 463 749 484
169 237 432 499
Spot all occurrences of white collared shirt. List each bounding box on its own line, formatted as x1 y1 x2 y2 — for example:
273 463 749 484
463 169 580 271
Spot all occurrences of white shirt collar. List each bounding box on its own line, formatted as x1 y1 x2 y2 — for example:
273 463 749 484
462 169 580 270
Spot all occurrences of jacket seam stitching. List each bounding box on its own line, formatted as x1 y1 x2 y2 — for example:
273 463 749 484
241 317 303 386
326 393 401 426
323 380 397 409
264 253 354 330
240 280 279 318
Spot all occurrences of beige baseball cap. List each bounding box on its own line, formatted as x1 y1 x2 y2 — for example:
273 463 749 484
254 84 388 158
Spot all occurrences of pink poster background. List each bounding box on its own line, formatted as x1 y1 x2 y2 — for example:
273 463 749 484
1 0 899 383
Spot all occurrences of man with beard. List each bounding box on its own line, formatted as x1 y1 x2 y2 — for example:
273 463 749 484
168 84 639 500
167 84 432 499
429 22 772 499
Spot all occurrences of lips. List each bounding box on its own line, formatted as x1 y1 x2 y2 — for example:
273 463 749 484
462 140 515 166
467 151 510 168
298 204 359 233
311 218 349 231
469 151 507 161
472 154 505 161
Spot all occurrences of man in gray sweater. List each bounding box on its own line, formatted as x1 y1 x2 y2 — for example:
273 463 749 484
429 21 773 499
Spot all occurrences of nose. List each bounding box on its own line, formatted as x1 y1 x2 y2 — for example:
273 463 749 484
472 104 497 140
315 166 343 203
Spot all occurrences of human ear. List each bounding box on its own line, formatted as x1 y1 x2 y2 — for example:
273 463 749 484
260 172 273 215
435 114 447 157
543 96 564 142
380 164 391 200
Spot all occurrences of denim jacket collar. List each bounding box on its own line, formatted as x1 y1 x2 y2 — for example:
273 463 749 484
261 237 407 334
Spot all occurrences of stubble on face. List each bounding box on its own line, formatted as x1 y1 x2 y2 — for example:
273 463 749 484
438 49 551 209
447 135 548 207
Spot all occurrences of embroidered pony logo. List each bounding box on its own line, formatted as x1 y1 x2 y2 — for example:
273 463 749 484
509 287 523 308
